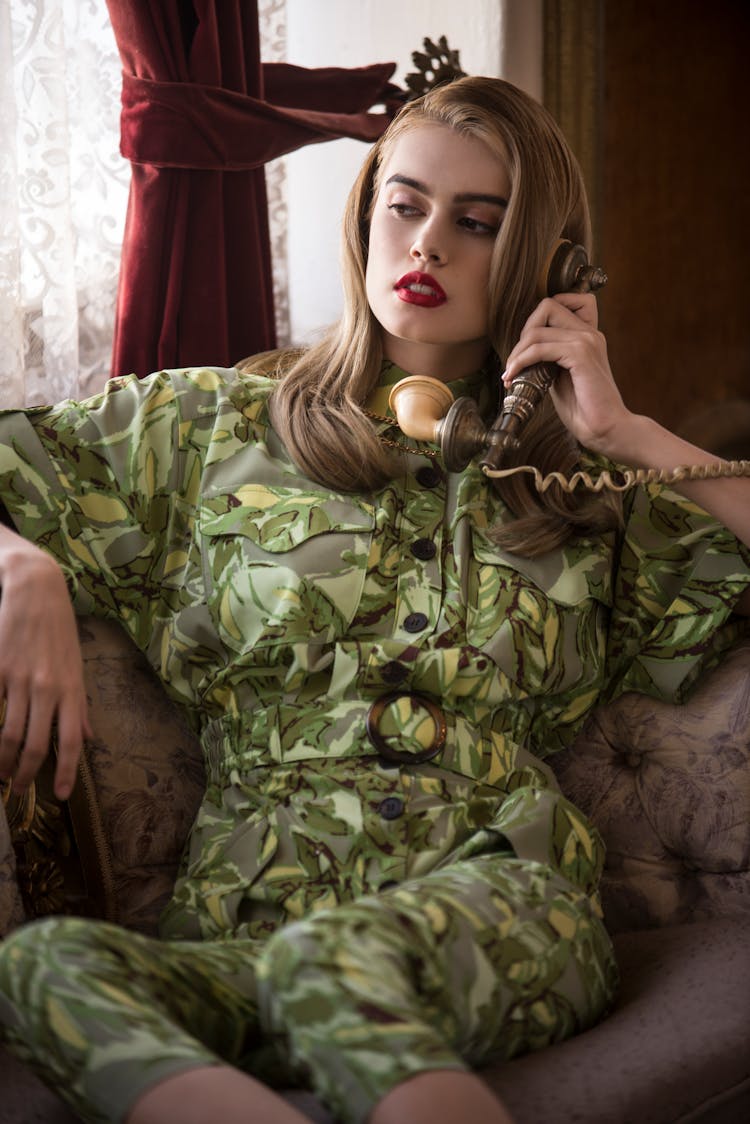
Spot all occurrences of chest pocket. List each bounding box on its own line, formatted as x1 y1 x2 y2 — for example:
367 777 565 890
200 485 375 653
467 524 612 696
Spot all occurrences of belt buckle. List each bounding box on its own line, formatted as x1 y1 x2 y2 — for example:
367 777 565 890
366 691 447 764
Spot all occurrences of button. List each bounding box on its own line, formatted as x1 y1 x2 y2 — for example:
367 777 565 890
403 612 429 633
381 660 408 685
416 465 443 488
411 538 436 561
378 796 405 820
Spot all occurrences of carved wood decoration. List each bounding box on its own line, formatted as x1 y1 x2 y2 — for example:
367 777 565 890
1 746 114 922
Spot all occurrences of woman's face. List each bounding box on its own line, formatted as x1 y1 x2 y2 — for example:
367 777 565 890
365 122 510 380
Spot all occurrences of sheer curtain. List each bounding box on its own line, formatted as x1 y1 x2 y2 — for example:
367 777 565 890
0 0 395 403
0 0 129 406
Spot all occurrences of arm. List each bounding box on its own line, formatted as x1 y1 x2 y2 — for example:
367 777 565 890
502 292 750 614
0 523 90 801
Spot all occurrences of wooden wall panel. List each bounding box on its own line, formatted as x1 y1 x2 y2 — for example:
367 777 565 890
545 0 750 449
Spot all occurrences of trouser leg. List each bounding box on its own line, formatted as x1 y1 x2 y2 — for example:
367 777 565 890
0 916 269 1124
0 857 617 1124
258 855 618 1124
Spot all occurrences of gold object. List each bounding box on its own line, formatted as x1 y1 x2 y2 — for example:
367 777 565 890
363 406 443 459
387 377 454 444
1 778 37 835
2 737 117 922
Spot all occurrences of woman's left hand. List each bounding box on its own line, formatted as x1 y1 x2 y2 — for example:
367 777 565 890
501 292 633 457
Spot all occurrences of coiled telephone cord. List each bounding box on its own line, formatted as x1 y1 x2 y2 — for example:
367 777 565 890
482 460 750 493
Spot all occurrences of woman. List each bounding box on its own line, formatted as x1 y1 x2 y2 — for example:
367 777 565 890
0 77 748 1124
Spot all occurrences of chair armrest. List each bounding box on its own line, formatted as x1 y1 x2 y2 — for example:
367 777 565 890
552 640 750 931
1 616 204 936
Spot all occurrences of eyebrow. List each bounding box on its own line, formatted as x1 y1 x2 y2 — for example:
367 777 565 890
385 173 508 209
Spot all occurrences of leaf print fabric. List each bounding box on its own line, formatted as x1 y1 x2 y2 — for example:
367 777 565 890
0 354 747 1122
0 357 747 928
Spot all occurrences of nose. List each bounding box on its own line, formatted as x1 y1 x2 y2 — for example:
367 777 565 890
410 222 446 265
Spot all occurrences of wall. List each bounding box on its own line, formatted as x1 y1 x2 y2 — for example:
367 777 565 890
283 0 542 344
595 0 750 443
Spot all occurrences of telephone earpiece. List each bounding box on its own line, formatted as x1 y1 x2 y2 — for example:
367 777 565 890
389 239 606 471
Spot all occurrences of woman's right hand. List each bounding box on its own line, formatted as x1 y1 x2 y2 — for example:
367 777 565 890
0 528 91 801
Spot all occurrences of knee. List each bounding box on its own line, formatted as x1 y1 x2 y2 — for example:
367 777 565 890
256 907 463 1124
257 901 419 1035
259 909 365 1009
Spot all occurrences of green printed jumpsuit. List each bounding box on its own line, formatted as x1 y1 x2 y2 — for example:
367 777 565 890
0 357 748 1124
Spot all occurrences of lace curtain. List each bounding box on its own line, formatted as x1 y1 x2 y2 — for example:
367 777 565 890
0 0 130 406
0 0 291 407
259 0 290 347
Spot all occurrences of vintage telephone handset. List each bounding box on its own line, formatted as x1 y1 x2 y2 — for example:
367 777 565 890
388 240 750 491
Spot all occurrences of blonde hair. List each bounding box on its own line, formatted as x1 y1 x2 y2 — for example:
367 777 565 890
268 76 621 555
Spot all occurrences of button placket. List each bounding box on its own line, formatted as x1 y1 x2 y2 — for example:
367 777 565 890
393 465 444 639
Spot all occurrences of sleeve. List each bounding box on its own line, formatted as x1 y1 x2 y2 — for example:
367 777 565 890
604 481 750 705
0 371 211 646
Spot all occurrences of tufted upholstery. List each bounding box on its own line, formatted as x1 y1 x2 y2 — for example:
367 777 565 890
1 617 749 1123
554 638 750 931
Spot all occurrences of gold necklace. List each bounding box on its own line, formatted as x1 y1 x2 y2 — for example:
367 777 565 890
363 407 442 460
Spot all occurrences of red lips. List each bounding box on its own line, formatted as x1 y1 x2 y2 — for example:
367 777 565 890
394 271 447 307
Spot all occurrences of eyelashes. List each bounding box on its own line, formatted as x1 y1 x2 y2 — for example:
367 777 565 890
457 216 499 236
387 202 420 217
386 202 500 236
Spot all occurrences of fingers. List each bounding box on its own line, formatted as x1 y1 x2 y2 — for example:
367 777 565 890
0 542 89 802
53 699 88 801
0 678 88 801
0 687 32 789
502 294 603 384
503 325 605 387
525 292 599 331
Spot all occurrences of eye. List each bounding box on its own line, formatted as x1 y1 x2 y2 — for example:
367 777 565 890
458 215 499 236
386 202 422 218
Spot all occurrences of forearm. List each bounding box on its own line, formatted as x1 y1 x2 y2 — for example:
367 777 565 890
600 413 750 550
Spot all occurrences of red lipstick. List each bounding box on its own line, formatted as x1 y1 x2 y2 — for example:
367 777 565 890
394 271 447 307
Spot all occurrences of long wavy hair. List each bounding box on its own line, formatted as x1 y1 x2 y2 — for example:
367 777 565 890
268 76 621 555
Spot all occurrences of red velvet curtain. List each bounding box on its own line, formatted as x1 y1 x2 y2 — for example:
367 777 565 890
106 1 400 377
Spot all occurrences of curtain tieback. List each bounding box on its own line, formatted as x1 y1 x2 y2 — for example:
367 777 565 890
120 67 398 171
